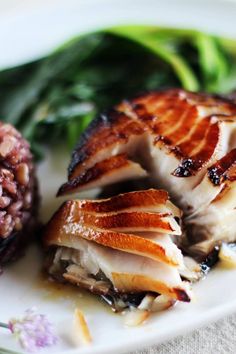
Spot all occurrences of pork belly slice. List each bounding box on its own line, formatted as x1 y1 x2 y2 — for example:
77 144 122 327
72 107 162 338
58 89 236 257
48 240 191 302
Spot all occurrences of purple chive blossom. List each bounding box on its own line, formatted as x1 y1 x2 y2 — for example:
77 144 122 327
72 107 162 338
0 308 58 352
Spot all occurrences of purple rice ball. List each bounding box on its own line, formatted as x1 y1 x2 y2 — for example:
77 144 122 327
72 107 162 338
0 122 38 269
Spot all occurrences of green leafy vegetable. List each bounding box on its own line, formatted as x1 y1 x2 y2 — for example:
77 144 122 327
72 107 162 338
0 25 235 160
107 26 200 91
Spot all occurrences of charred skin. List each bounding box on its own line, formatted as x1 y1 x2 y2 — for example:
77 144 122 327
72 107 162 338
0 123 38 269
58 89 236 257
208 149 236 186
62 89 236 185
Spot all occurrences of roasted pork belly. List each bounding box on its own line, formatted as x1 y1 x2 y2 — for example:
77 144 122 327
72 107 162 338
44 190 191 308
58 89 236 257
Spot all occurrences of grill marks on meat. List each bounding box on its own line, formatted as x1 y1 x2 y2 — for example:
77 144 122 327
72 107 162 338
59 154 147 195
44 190 191 302
208 149 236 185
57 89 236 256
59 89 236 193
67 111 146 180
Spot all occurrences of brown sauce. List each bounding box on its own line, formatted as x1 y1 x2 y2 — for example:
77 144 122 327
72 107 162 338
34 271 110 313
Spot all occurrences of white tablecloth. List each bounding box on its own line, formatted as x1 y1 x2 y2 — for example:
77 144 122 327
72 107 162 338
130 313 236 354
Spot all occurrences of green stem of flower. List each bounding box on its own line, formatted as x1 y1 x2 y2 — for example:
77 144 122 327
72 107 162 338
0 347 22 354
0 321 9 329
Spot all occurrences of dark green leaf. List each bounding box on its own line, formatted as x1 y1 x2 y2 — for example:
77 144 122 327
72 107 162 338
0 25 236 160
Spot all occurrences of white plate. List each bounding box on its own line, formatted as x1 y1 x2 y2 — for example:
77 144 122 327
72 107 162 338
1 1 236 353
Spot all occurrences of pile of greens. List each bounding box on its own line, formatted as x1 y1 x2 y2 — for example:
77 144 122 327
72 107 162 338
0 25 236 159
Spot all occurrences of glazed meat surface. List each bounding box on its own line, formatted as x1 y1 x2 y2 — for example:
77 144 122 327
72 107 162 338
44 190 191 303
58 89 236 257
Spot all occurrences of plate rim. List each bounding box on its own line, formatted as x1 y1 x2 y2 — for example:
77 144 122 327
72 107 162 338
57 298 236 354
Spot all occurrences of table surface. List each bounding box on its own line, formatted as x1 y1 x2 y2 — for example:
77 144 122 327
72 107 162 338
130 313 236 354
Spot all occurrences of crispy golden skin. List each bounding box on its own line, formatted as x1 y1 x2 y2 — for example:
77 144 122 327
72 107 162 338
58 89 236 196
44 189 181 266
57 89 236 256
43 189 190 301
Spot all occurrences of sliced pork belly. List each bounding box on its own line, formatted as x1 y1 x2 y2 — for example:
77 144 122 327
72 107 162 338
58 89 236 257
43 189 190 304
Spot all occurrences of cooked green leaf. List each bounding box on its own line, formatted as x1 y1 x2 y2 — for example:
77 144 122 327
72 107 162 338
0 25 236 160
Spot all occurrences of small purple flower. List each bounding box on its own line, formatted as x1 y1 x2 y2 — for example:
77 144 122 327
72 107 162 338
1 308 58 352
